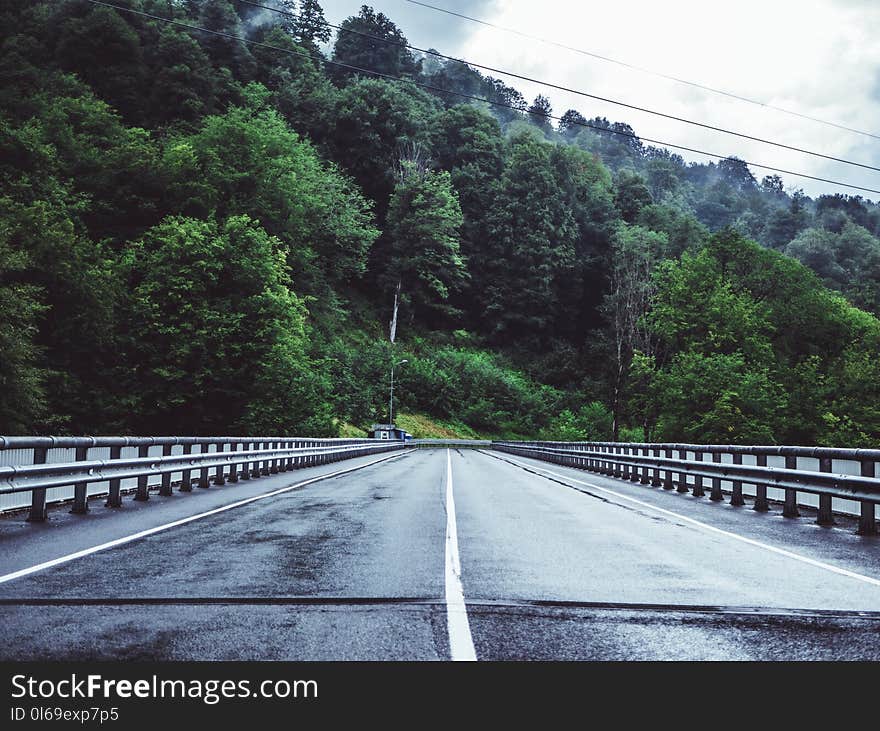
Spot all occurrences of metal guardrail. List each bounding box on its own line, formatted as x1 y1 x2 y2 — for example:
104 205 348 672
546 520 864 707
0 436 404 521
410 439 492 449
492 441 880 535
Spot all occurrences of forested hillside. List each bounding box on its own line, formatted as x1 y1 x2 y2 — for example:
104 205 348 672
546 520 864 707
2 0 879 445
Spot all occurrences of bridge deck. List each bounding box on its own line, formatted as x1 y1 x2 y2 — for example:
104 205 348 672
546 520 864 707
2 448 880 660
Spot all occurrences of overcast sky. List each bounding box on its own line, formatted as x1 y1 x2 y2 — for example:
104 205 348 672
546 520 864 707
318 0 880 199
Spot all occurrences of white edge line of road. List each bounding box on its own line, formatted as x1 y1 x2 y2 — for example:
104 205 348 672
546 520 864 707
0 449 415 586
445 448 477 661
496 452 880 589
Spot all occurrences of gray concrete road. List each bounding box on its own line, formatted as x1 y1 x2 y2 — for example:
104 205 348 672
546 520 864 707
2 448 880 660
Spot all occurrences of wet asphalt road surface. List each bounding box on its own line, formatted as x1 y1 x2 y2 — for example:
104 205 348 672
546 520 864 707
2 448 880 660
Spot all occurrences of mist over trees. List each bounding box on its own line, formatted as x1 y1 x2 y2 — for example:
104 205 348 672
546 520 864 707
1 0 879 446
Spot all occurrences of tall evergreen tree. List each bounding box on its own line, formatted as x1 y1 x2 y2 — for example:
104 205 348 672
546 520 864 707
198 0 257 80
527 94 553 134
294 0 331 53
331 5 420 80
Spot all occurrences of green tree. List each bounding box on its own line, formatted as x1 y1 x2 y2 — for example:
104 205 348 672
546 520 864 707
644 158 681 202
54 4 147 123
384 162 466 321
549 143 616 340
148 25 220 127
328 77 440 217
650 351 780 443
483 129 578 342
293 0 331 54
118 215 334 435
541 402 613 441
163 101 378 296
0 196 120 434
331 5 419 80
248 25 338 143
433 105 504 326
527 94 553 134
636 205 709 258
759 193 809 249
613 169 652 222
558 109 587 138
0 211 46 433
717 156 757 191
198 0 257 80
604 224 665 438
641 229 880 444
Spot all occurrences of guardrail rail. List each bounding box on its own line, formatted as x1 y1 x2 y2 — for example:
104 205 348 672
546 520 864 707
0 436 405 521
492 441 880 535
410 439 491 449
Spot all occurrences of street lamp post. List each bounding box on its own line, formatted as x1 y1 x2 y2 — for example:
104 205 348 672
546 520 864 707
389 359 408 426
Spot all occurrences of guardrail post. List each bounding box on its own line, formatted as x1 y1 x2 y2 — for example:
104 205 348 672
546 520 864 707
710 452 723 501
70 445 90 514
692 452 705 497
285 441 294 471
198 443 211 488
106 445 123 507
159 443 173 496
240 441 251 480
228 443 239 483
614 446 623 479
663 448 674 489
213 442 226 485
677 449 689 493
26 445 49 522
271 441 280 473
261 441 271 476
252 442 263 478
817 457 834 525
730 453 744 506
134 444 150 501
754 454 770 512
783 455 799 517
859 460 877 536
651 448 662 487
639 447 650 484
179 443 193 491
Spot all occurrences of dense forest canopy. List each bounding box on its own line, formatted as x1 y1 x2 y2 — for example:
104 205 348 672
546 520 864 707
1 0 879 446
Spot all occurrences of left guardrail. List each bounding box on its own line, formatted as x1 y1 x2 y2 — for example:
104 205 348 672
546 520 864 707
0 436 404 521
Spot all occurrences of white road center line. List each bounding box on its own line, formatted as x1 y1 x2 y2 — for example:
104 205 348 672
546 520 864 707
0 450 412 586
445 448 477 661
499 453 880 589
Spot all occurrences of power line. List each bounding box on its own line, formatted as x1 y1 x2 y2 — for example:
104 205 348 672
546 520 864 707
82 0 880 196
238 0 880 175
406 0 880 142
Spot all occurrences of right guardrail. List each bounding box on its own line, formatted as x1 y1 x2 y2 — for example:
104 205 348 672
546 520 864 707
491 441 880 535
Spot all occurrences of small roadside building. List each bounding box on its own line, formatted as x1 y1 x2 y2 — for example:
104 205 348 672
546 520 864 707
369 423 408 440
